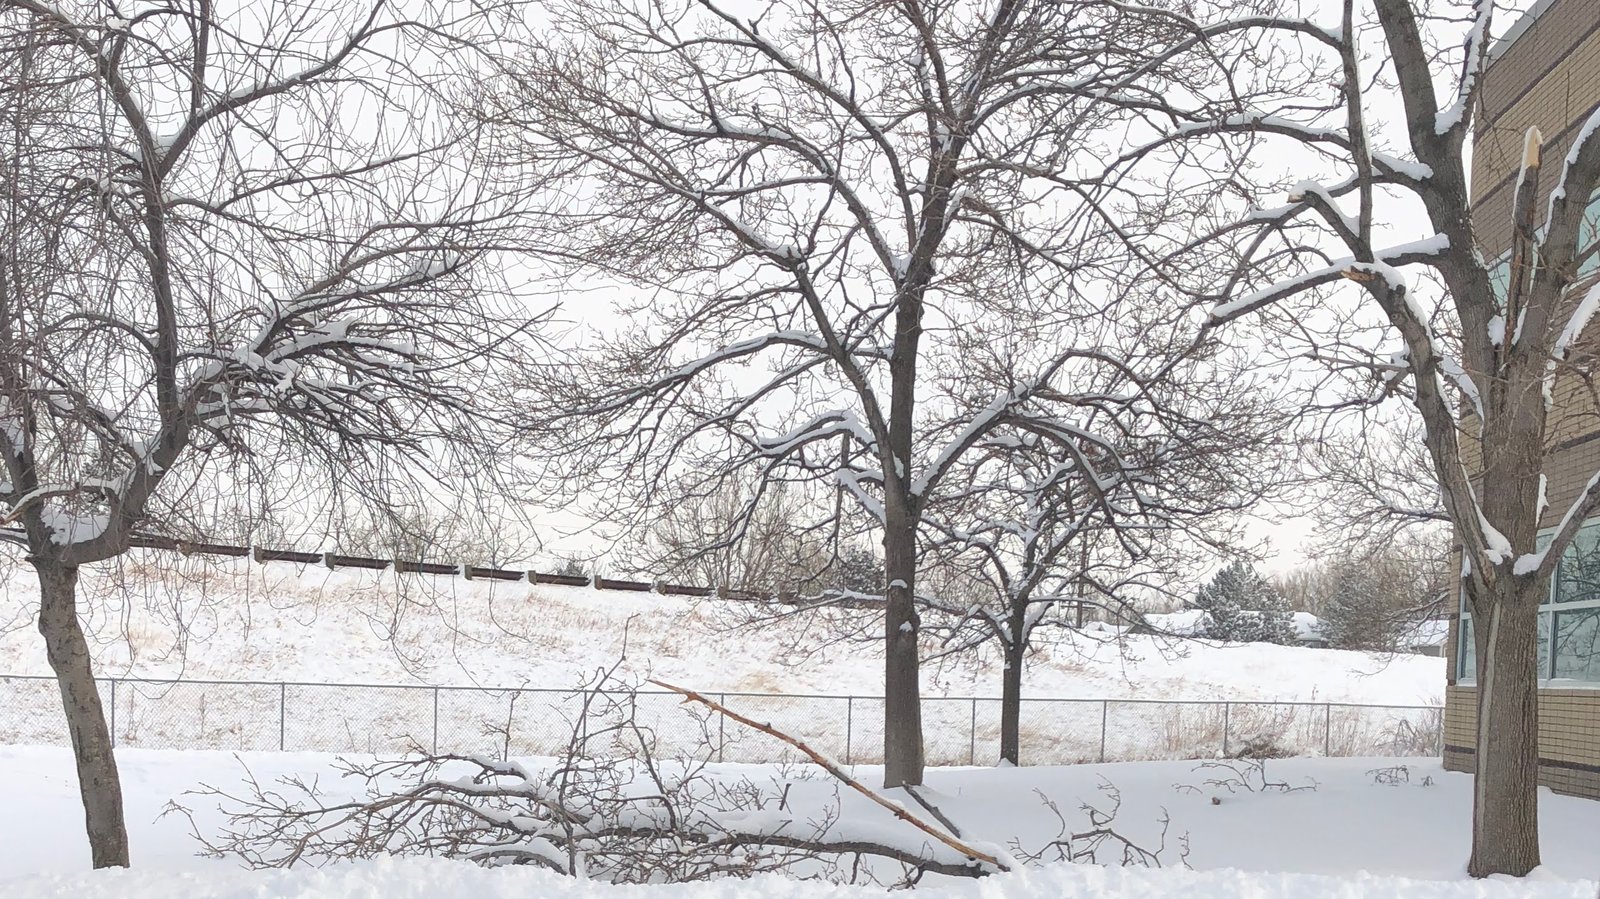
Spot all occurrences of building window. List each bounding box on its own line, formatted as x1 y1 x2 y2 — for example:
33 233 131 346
1555 608 1600 681
1579 190 1600 279
1485 190 1600 301
1460 522 1600 684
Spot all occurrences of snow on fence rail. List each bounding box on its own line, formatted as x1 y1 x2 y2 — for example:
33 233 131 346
0 675 1442 766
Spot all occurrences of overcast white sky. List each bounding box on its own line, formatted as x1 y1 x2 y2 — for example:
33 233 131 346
522 0 1545 579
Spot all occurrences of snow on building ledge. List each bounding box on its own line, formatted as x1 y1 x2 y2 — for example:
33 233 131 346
1490 0 1562 60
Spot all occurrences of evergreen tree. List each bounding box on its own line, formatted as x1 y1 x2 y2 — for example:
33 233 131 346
835 546 885 597
1192 561 1295 644
1321 562 1395 651
1191 561 1251 641
1255 586 1299 646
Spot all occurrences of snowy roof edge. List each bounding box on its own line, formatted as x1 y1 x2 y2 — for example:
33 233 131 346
1489 0 1561 61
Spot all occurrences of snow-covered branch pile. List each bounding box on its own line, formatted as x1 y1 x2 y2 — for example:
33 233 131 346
180 673 1002 886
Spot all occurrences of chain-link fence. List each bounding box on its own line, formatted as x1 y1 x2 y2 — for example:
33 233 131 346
0 674 1442 765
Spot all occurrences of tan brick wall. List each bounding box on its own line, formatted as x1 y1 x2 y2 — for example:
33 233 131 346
1473 0 1600 258
1542 370 1600 456
1444 684 1474 745
1540 432 1600 528
1447 0 1600 804
1444 685 1600 800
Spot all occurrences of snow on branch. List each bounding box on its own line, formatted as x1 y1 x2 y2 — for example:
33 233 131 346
911 385 1028 499
185 670 1000 885
756 410 876 458
650 679 1009 873
1210 235 1449 323
1540 105 1600 249
1534 467 1600 583
1555 282 1600 364
1434 1 1494 135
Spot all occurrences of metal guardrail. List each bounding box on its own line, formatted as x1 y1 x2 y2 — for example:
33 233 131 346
0 674 1444 766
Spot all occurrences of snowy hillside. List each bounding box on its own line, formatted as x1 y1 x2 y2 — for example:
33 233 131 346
0 553 1443 705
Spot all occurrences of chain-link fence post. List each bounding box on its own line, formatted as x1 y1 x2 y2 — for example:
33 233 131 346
1222 701 1231 757
969 697 977 765
432 687 440 754
514 689 525 757
278 682 287 751
717 693 726 763
1099 701 1108 763
845 696 853 765
1324 703 1333 756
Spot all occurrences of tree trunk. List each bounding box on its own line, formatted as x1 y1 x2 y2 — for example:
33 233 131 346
35 560 129 868
1467 578 1541 878
881 501 924 788
999 634 1024 766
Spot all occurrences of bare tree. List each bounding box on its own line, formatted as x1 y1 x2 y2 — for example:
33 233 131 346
914 332 1278 764
1277 538 1451 650
494 0 1263 789
0 0 540 866
1108 0 1599 875
1299 412 1449 555
330 499 539 568
626 477 840 594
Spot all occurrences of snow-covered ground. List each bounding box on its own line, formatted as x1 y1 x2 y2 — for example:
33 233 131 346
0 553 1443 703
2 747 1596 897
14 858 1598 899
0 558 1570 898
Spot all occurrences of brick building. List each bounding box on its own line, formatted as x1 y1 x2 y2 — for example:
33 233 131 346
1443 0 1600 800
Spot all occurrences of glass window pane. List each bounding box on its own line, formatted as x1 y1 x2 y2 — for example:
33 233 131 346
1536 532 1553 607
1541 610 1552 679
1580 191 1600 278
1555 609 1600 683
1459 613 1550 681
1556 523 1600 603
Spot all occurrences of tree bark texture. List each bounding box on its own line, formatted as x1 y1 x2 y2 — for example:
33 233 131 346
35 560 129 868
1467 578 1542 878
999 632 1024 766
882 499 924 788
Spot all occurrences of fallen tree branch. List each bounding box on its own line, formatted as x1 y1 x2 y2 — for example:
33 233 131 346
648 678 1010 872
181 670 1000 885
904 784 964 838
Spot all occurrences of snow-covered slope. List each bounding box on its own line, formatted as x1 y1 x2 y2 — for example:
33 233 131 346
0 553 1443 705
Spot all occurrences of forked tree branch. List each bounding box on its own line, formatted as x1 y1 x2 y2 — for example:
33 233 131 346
648 678 1010 871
